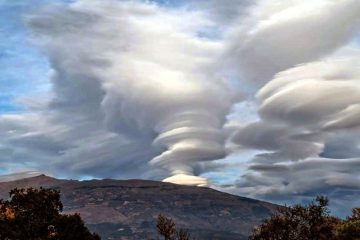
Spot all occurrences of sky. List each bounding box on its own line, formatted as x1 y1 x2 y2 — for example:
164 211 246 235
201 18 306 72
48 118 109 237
1 0 360 216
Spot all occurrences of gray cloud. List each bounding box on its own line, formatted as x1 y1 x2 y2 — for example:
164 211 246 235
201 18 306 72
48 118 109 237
0 0 236 185
224 0 360 213
232 122 324 163
231 57 360 216
257 59 360 129
235 156 360 216
187 0 253 24
1 0 360 216
226 0 360 85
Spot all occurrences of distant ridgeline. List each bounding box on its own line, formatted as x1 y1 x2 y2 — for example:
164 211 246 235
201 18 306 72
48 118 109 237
0 175 278 240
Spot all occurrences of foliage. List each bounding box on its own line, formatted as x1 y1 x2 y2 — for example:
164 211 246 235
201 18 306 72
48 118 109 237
249 196 360 240
148 214 191 240
0 187 100 240
336 208 360 239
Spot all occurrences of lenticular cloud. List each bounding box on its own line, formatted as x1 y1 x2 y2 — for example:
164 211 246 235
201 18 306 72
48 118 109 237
28 0 233 185
1 0 360 212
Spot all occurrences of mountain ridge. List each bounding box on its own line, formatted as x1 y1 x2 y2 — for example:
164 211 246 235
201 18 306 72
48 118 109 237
0 175 279 240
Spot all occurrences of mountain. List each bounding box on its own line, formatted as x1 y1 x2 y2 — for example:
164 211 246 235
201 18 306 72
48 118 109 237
0 174 279 240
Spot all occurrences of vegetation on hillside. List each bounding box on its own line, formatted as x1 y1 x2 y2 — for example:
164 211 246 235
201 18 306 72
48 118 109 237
249 196 360 240
150 196 360 240
1 186 359 240
0 187 100 240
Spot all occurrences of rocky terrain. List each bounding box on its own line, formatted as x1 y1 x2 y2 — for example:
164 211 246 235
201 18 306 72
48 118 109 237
0 174 279 240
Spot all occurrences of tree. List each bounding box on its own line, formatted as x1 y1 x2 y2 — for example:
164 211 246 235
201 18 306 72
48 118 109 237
51 213 100 240
148 215 191 240
248 196 360 240
157 215 177 240
0 187 100 240
249 196 341 240
336 208 360 240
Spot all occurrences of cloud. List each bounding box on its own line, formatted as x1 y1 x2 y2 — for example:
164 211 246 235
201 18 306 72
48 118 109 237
222 0 360 214
188 0 253 24
232 121 324 162
0 0 237 184
1 0 360 215
231 57 360 216
257 59 360 129
226 0 360 85
235 156 360 216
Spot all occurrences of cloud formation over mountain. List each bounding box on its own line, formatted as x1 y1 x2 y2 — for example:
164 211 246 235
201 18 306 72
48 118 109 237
1 0 360 215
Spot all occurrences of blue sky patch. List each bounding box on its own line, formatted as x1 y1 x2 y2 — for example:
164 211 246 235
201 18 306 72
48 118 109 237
0 0 53 113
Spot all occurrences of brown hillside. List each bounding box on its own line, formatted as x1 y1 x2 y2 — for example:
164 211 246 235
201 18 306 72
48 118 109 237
0 175 279 240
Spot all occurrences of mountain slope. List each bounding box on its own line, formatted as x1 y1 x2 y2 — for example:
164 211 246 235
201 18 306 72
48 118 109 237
0 175 278 240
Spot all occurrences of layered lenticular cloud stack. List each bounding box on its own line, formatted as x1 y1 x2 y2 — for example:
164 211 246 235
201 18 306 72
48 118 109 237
0 0 360 214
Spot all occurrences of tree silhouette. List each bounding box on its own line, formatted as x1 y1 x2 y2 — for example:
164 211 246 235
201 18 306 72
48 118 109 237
0 187 100 240
249 196 360 240
157 214 177 240
148 214 191 240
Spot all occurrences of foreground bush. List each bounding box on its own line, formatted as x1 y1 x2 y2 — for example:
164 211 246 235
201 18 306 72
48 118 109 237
249 196 360 240
0 187 100 240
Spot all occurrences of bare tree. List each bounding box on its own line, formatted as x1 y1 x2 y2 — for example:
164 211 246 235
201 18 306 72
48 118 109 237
148 215 191 240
